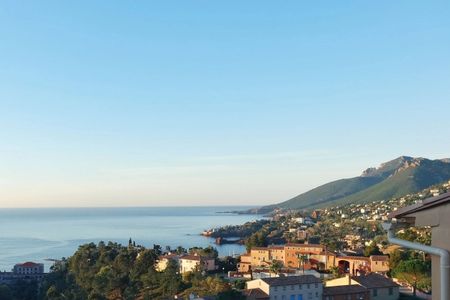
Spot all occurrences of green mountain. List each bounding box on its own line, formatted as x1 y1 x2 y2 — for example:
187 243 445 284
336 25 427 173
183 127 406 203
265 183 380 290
262 156 450 211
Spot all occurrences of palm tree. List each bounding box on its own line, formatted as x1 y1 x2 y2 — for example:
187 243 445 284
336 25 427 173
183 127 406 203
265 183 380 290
297 254 309 274
269 260 283 277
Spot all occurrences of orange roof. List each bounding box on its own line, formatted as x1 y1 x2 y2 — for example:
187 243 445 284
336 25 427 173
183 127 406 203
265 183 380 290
370 255 389 261
285 243 324 248
269 246 284 250
180 255 214 261
337 256 370 262
251 247 270 251
17 262 40 267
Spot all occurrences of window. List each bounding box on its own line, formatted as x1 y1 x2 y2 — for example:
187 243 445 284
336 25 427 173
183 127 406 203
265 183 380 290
290 296 295 300
297 295 303 300
283 286 286 291
299 284 302 289
315 283 318 288
291 285 294 290
307 284 310 289
282 296 286 300
274 287 278 292
373 288 378 297
389 287 393 295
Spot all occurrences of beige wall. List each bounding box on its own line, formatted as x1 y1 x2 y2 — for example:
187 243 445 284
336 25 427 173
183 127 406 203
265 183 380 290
251 249 271 267
245 245 388 275
247 279 270 295
238 254 252 272
284 245 324 268
179 258 215 273
370 259 389 273
180 258 200 273
270 248 285 263
325 276 358 287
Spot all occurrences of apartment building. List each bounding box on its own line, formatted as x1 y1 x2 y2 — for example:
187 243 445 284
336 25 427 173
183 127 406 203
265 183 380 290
246 275 323 300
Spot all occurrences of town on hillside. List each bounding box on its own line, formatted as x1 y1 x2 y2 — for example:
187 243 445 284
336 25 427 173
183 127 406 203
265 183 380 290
2 181 449 299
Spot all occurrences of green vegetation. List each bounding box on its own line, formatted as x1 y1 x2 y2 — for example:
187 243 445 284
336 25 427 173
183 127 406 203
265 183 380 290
262 156 450 211
393 258 431 296
264 176 383 211
0 280 39 300
210 219 270 238
268 260 283 276
36 242 237 300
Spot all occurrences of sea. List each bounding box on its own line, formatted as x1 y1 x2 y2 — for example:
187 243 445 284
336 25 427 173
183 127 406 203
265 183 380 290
0 206 262 272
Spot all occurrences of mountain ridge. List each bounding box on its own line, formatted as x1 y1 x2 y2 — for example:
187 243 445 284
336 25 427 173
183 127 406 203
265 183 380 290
259 156 450 212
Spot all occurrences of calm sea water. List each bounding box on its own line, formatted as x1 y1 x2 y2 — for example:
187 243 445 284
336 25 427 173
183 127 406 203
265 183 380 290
0 206 261 271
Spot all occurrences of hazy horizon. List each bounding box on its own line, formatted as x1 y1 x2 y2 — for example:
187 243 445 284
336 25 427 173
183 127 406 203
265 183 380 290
1 1 450 207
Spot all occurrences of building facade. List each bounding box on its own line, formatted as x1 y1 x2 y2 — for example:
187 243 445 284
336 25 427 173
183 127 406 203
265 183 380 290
246 275 323 300
13 262 44 275
156 253 216 274
239 244 389 275
325 274 399 300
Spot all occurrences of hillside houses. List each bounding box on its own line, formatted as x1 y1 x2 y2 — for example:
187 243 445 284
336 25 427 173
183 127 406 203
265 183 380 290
238 243 389 276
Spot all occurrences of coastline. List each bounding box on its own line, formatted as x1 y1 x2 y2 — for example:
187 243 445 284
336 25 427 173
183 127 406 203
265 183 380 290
0 206 263 271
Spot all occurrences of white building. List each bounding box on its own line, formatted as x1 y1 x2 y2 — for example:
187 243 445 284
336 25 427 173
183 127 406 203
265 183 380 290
179 254 216 274
13 262 44 275
156 253 216 274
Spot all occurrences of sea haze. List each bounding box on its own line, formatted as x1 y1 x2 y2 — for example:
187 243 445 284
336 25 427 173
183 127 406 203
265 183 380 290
0 206 261 271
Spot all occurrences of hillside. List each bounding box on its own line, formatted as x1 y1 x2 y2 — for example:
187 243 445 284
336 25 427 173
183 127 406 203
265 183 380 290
262 156 450 211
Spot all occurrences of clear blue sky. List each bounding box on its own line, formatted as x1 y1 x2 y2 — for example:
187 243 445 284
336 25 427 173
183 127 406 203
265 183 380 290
1 1 450 207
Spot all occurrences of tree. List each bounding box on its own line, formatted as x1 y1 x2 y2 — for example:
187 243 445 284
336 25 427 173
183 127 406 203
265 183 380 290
0 285 13 300
245 231 267 252
153 244 162 256
388 249 407 271
363 244 382 257
393 259 431 296
269 260 283 277
297 254 309 274
189 246 218 259
182 276 230 298
330 266 340 278
159 259 183 297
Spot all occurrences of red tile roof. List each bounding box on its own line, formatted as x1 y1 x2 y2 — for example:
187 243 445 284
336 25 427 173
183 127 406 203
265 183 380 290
285 243 324 248
17 262 40 267
243 288 269 299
